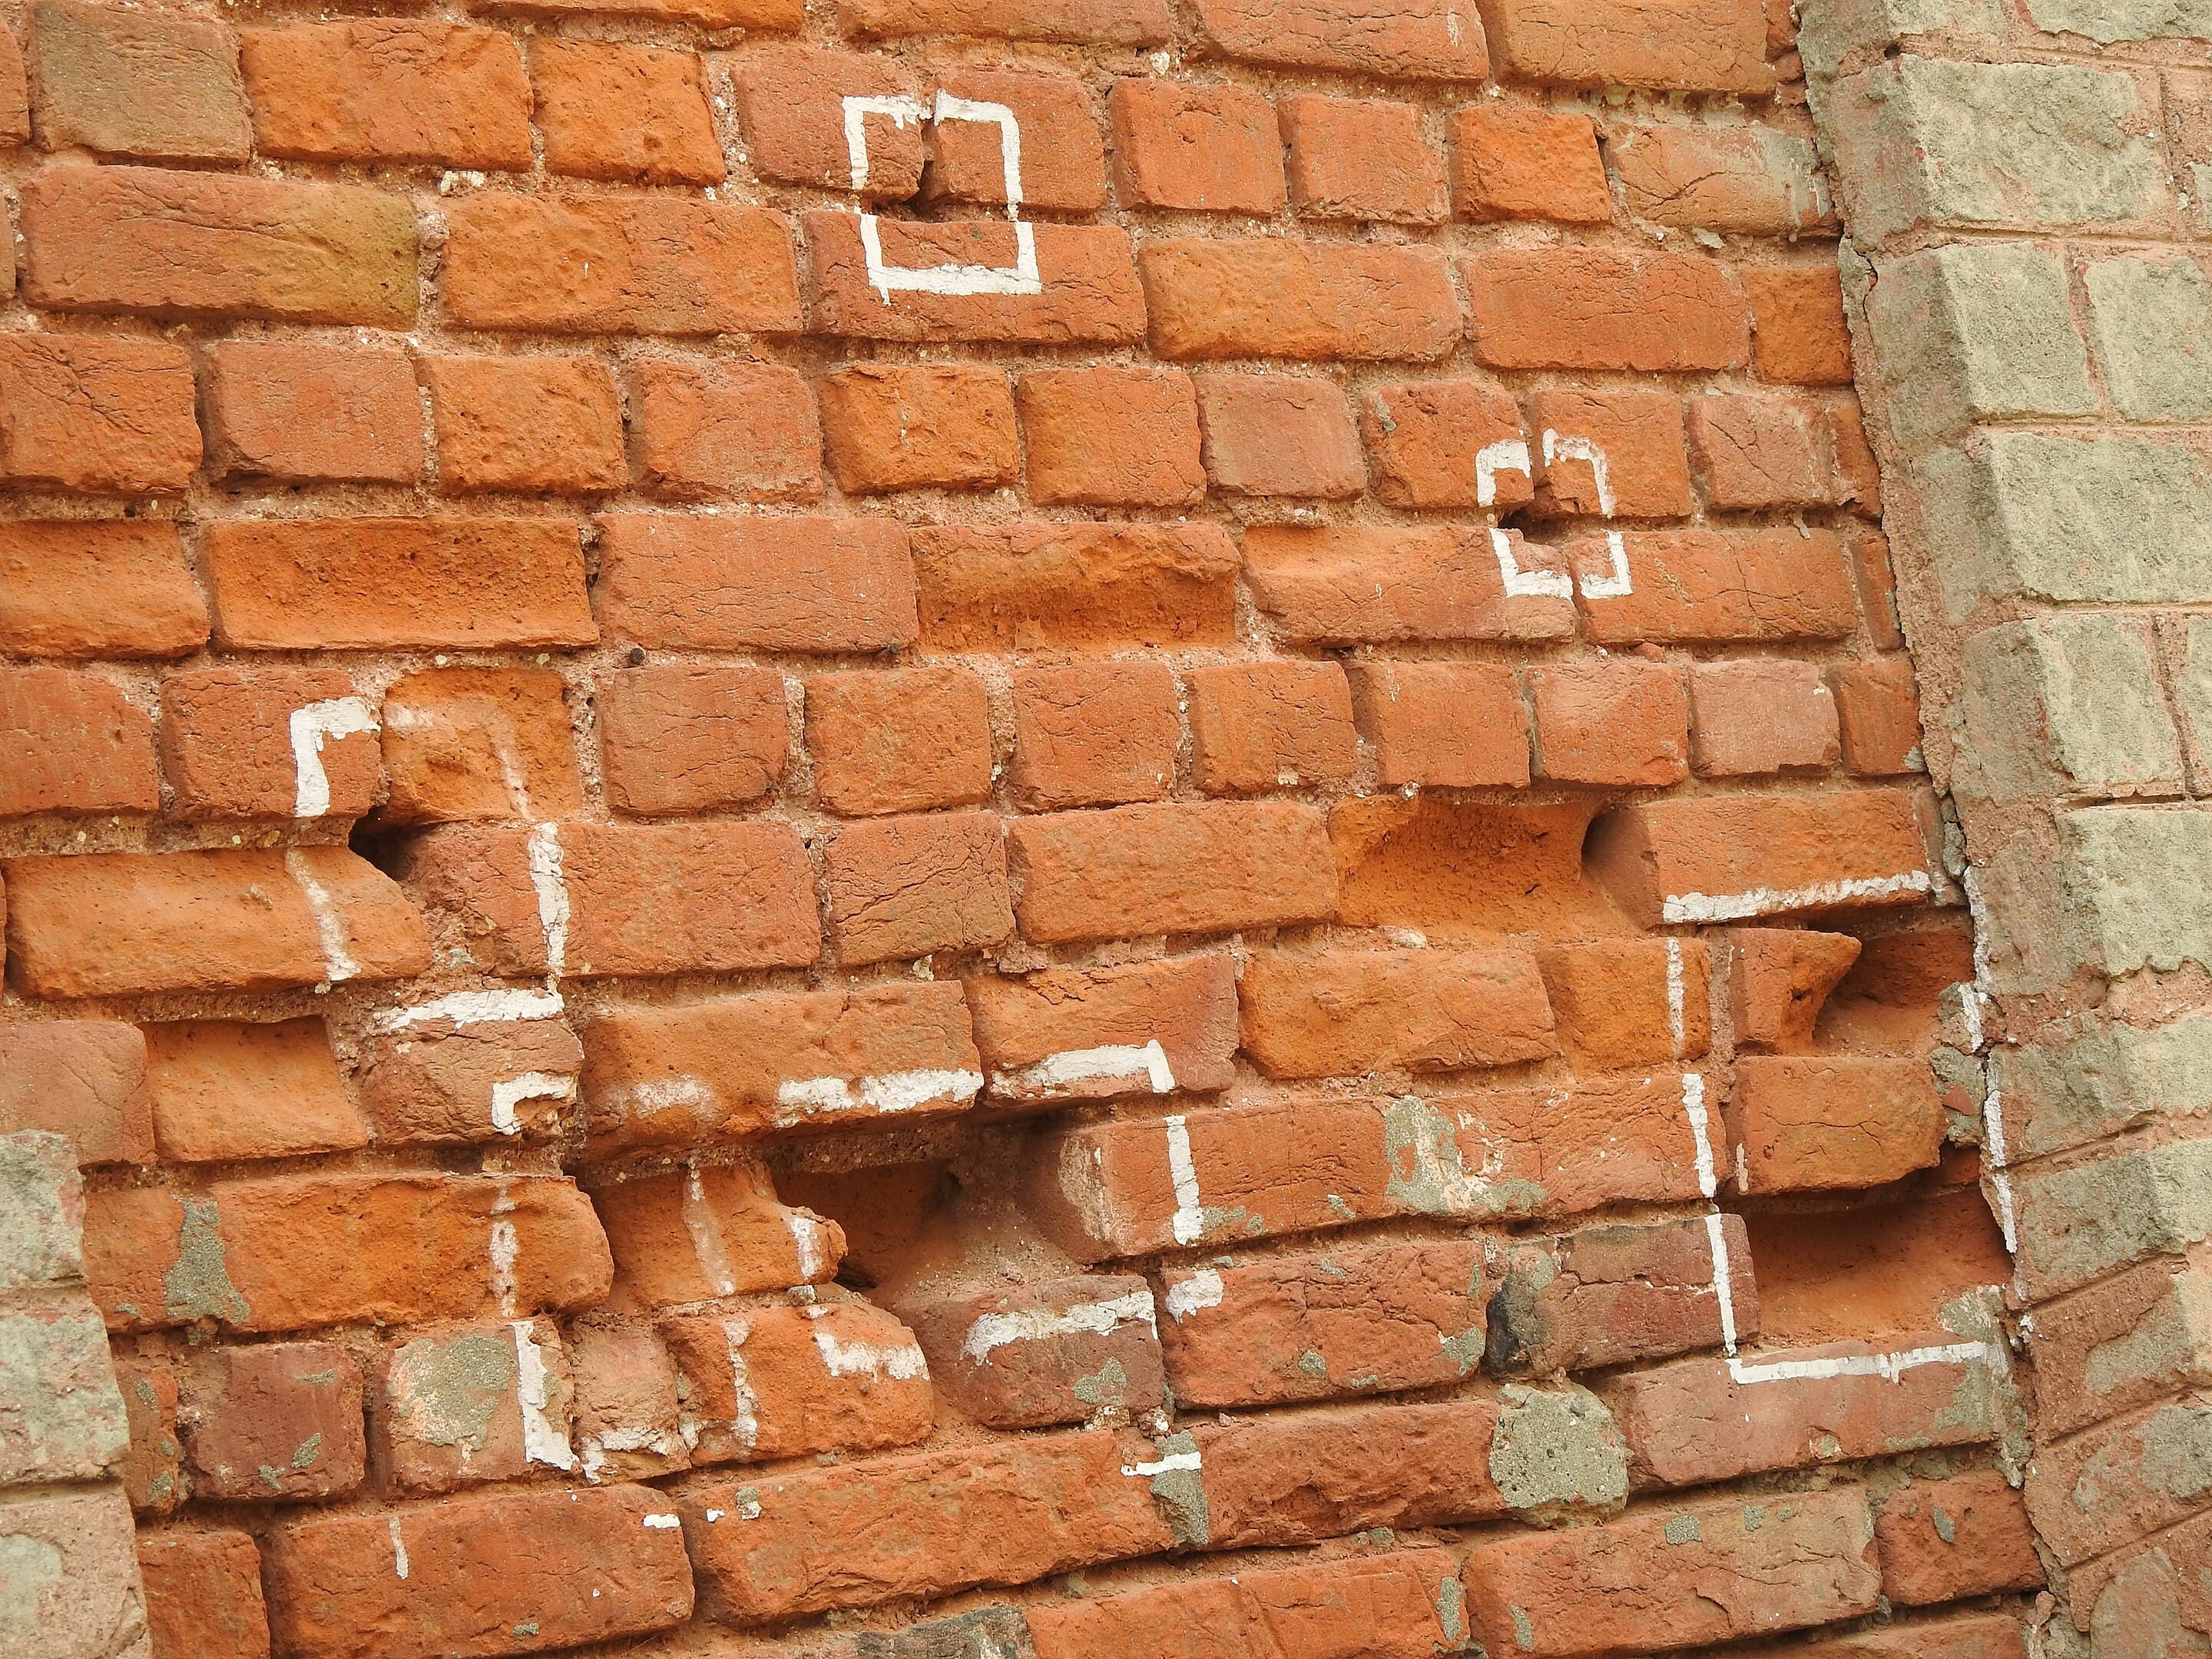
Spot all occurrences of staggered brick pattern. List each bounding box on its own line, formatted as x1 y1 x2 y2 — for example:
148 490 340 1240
0 0 2045 1652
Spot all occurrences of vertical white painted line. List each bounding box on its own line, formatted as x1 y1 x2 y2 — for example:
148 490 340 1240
839 93 929 192
1474 437 1530 508
933 91 1025 215
1959 867 2021 1263
1703 1211 1739 1357
1164 1114 1204 1246
681 1163 739 1297
525 822 569 979
512 1321 578 1471
288 697 376 818
1681 1072 1717 1200
285 849 361 983
388 1516 409 1580
489 1181 521 1318
1665 939 1687 1058
723 1319 760 1451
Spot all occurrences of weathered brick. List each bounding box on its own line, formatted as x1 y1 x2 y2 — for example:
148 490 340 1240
807 666 993 816
377 666 581 826
628 359 824 503
1575 529 1859 644
2 1490 154 1659
1449 104 1611 223
660 1301 932 1463
0 1022 151 1166
1362 379 1527 510
598 664 789 816
1832 659 1923 776
1952 616 2178 806
1478 0 1775 91
203 341 423 485
1007 662 1182 808
916 522 1237 651
357 1015 580 1146
1143 238 1459 360
1283 94 1446 224
0 521 207 661
1527 387 1693 518
1690 659 1841 777
1347 661 1529 789
1611 120 1830 233
907 1273 1165 1428
841 0 1171 42
825 812 1013 964
1465 250 1749 371
1488 1214 1755 1376
596 515 916 653
139 1528 269 1659
2028 1396 2212 1567
1018 366 1205 507
1191 0 1488 77
160 666 380 822
2023 1257 2212 1437
1530 659 1690 787
1875 1471 2043 1605
1239 945 1556 1078
1744 263 1853 385
369 1318 575 1494
819 363 1018 493
532 40 723 185
492 0 797 26
426 356 625 495
121 1363 187 1515
1243 525 1575 645
1196 373 1365 498
968 953 1237 1104
2012 1137 2212 1298
591 1159 842 1303
0 26 22 147
0 667 158 819
0 1300 128 1485
1109 78 1285 214
928 68 1106 213
240 20 531 167
1689 392 1837 510
570 1321 687 1484
31 0 250 162
0 333 200 494
1535 937 1711 1066
183 1340 365 1501
730 44 922 196
1187 661 1356 792
144 1018 367 1164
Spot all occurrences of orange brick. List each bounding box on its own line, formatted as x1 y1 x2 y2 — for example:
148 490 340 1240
0 1022 152 1167
661 1303 932 1464
1690 659 1841 777
1728 1054 1945 1192
1479 0 1776 92
1575 529 1859 645
1018 366 1205 508
1039 1561 1465 1656
909 1273 1166 1428
1744 264 1854 385
806 666 993 816
1876 1471 2045 1606
967 953 1238 1103
1196 373 1365 498
181 1339 366 1500
824 813 1014 965
1536 937 1712 1066
1728 927 1862 1052
818 363 1018 493
1363 379 1528 510
1449 105 1611 223
1187 661 1356 793
1488 1213 1750 1375
626 359 823 503
0 522 207 661
0 25 22 147
1108 78 1285 214
1613 120 1832 234
567 1324 684 1485
139 1528 269 1659
369 1316 576 1493
914 523 1237 651
161 666 381 822
1533 661 1690 788
0 667 157 820
426 356 625 495
1008 662 1181 809
531 41 723 185
1527 388 1693 519
1465 249 1749 371
1689 392 1835 509
0 334 200 494
1244 525 1576 645
1347 661 1529 788
22 165 417 326
442 194 800 335
591 1158 843 1295
1238 944 1555 1078
203 341 422 485
1853 531 1905 650
502 0 796 28
356 1016 581 1147
926 68 1108 214
598 664 788 816
30 0 248 163
596 515 915 652
377 667 582 826
204 518 594 651
842 0 1171 42
1190 0 1488 77
1281 93 1446 224
730 44 922 197
1832 658 1924 777
1143 237 1459 361
240 20 530 168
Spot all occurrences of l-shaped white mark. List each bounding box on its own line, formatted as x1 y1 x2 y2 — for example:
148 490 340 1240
289 697 376 818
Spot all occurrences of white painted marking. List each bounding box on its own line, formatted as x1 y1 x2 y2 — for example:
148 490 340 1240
808 1311 929 1380
288 697 376 819
1164 1114 1204 1246
1001 1041 1175 1098
1121 1448 1201 1478
1665 939 1687 1058
962 1289 1157 1360
525 823 570 979
1578 530 1634 600
388 1516 409 1580
784 1209 835 1282
859 214 1041 302
1475 437 1530 509
285 849 361 983
376 988 565 1031
1661 869 1934 925
1681 1072 1717 1200
1490 527 1573 600
1959 867 2020 1260
512 1321 578 1471
642 1513 680 1529
488 1217 519 1319
845 90 1038 300
839 93 929 191
723 1317 760 1451
680 1164 738 1299
1725 1339 1998 1386
1702 1212 1738 1358
491 1071 573 1137
935 91 1025 212
773 1068 982 1124
1541 429 1618 516
1163 1268 1224 1322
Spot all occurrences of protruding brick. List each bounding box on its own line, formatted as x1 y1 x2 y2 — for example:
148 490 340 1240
596 515 916 653
356 1016 580 1147
1744 264 1854 385
660 1301 932 1464
1488 1214 1755 1376
1348 661 1530 789
0 334 200 493
628 359 823 502
0 667 157 819
1362 379 1528 510
203 341 423 485
426 356 625 495
0 1300 127 1486
825 813 1013 965
1532 660 1690 787
161 667 381 822
370 1318 576 1494
927 68 1108 214
1008 663 1181 808
0 1022 151 1166
1109 78 1285 214
915 522 1237 651
1143 238 1460 361
1465 250 1750 371
807 666 992 816
31 0 250 162
1244 525 1576 645
0 521 207 661
1239 945 1557 1078
1018 366 1205 508
1196 373 1365 498
1876 1471 2043 1606
377 667 581 826
1729 928 1862 1052
591 1160 842 1303
969 954 1237 1105
598 664 789 816
819 363 1018 493
0 1490 148 1659
1690 660 1842 777
1575 529 1859 644
1727 1055 1944 1193
183 1341 365 1501
532 41 723 185
1478 0 1776 92
144 1018 367 1164
1187 661 1356 792
1449 104 1611 223
1190 0 1489 78
907 1274 1165 1428
139 1528 269 1659
1536 937 1711 1066
240 20 531 167
1833 659 1924 775
1282 94 1446 224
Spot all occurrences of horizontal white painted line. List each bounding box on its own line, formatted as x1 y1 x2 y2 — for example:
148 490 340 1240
1662 869 1932 925
376 988 565 1031
1725 1339 1997 1386
962 1289 1157 1360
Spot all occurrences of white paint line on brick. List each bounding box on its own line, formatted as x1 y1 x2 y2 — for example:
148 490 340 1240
962 1288 1157 1360
807 1308 929 1380
774 1067 982 1124
377 988 565 1031
1661 869 1932 926
285 849 360 984
488 1218 519 1320
1121 1446 1201 1478
288 696 376 818
783 1208 836 1283
1702 1211 1739 1358
642 1514 680 1529
1001 1041 1175 1097
525 822 570 979
840 93 929 190
1665 939 1687 1058
681 1162 739 1299
388 1516 409 1581
1164 1114 1204 1246
1724 1339 1998 1387
1163 1268 1224 1322
723 1316 760 1452
1681 1072 1717 1200
491 1071 573 1136
512 1320 577 1472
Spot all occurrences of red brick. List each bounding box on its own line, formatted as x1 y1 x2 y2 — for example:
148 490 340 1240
0 26 22 147
1463 1489 1876 1657
596 515 916 652
1011 801 1336 944
906 1273 1166 1428
442 194 800 335
1282 94 1445 224
205 518 594 651
1531 660 1689 786
183 1340 365 1501
426 356 625 495
2030 1399 2212 1568
1488 1214 1756 1376
1361 379 1527 511
1187 661 1356 793
356 1015 581 1146
203 341 422 485
807 666 992 816
1158 1239 1485 1406
1730 1054 1945 1193
1588 788 1930 927
1776 1617 2030 1659
1833 659 1924 776
493 0 796 26
927 69 1108 214
118 1358 184 1514
1477 0 1776 92
0 521 207 661
1007 663 1180 808
1535 937 1712 1066
1729 927 1863 1052
31 0 248 163
1603 1337 2003 1487
377 666 581 826
2022 1259 2212 1439
570 1322 687 1484
841 0 1171 43
1527 388 1694 519
370 1317 576 1494
627 359 823 503
1240 945 1557 1078
967 953 1237 1104
240 21 529 168
1690 660 1841 777
661 1301 932 1463
1347 661 1529 789
23 165 416 326
1822 394 1882 516
1109 78 1285 214
264 1484 691 1658
579 982 977 1150
591 1158 843 1302
1744 264 1854 385
1244 525 1576 645
804 214 1147 346
161 667 380 822
825 812 1013 965
819 363 1018 493
1689 392 1836 509
731 44 921 196
141 1528 267 1659
1032 1550 1466 1659
0 334 199 493
1018 366 1205 508
144 1018 367 1164
0 667 157 818
85 1171 609 1333
1143 237 1459 361
1191 0 1488 77
5 847 427 999
674 1430 1172 1621
1196 373 1364 498
0 1021 152 1166
915 522 1237 651
533 41 722 185
1875 1471 2044 1605
1852 531 1906 650
1465 250 1749 371
1612 121 1831 234
598 664 788 816
1575 529 1859 645
1449 105 1611 223
399 821 817 979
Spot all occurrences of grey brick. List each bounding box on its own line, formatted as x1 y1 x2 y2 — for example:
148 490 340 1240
2064 804 2212 977
2027 0 2212 43
0 1132 84 1296
1995 1013 2212 1160
0 1487 148 1659
0 1302 128 1488
2087 254 2212 421
1798 0 2005 78
2014 1137 2212 1296
1954 615 2182 806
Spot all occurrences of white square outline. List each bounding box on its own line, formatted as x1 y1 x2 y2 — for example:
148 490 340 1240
1476 432 1634 599
840 91 1041 301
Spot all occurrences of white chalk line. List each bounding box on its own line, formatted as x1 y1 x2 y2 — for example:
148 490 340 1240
289 696 376 818
998 1040 1175 1098
1164 1114 1204 1246
962 1288 1157 1361
284 849 361 983
525 822 570 980
1724 1339 1999 1386
376 988 565 1031
1662 869 1932 925
844 91 1037 300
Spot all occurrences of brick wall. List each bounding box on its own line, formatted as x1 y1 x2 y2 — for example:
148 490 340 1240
0 0 2057 1652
